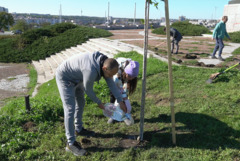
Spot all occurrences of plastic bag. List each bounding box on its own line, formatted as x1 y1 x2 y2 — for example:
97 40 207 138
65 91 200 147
103 103 127 121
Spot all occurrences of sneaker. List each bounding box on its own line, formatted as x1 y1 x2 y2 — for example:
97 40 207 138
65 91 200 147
75 127 95 137
211 55 217 59
66 141 86 156
107 118 115 124
218 56 225 61
124 119 132 126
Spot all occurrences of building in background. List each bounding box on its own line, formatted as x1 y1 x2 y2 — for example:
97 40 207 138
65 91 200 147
0 6 8 13
223 0 240 32
179 16 186 21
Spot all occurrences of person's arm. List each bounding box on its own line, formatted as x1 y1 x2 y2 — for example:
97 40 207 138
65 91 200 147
105 77 127 113
170 28 176 39
82 70 102 105
225 28 230 39
212 23 220 40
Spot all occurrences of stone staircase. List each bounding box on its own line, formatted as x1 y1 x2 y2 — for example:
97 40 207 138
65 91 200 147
31 38 158 96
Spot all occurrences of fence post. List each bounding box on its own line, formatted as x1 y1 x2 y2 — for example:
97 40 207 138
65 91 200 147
25 95 31 112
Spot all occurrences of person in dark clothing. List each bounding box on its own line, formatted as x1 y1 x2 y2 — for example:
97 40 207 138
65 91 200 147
164 27 183 54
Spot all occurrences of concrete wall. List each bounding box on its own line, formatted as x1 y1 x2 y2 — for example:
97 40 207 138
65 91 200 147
223 4 240 32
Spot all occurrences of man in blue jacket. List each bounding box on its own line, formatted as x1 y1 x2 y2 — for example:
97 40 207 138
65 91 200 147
56 51 127 156
164 27 183 54
211 16 231 61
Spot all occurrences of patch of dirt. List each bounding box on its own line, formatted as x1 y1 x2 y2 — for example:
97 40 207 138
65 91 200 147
119 139 141 148
22 121 36 132
109 29 240 68
146 93 181 106
0 63 29 107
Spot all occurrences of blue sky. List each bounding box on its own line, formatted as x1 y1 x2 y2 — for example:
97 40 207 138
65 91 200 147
1 0 229 20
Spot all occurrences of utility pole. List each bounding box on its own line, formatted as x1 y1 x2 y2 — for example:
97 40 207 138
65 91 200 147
134 2 136 25
108 2 110 24
215 6 217 20
59 4 62 23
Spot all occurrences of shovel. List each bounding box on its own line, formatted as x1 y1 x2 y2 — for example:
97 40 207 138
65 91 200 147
206 62 240 84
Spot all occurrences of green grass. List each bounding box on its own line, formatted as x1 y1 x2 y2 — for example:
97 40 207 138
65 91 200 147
0 51 240 160
232 47 240 56
27 64 37 95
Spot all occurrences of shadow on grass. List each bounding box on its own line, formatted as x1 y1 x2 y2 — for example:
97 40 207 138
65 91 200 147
141 112 240 150
89 112 240 152
212 70 238 83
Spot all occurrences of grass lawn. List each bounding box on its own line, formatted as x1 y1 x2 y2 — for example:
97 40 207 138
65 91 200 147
0 51 240 160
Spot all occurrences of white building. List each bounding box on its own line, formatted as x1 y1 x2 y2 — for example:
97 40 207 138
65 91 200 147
223 0 240 32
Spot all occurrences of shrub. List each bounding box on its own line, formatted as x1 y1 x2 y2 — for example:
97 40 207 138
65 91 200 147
152 26 165 35
21 28 54 45
224 31 240 43
46 22 77 35
152 21 211 36
0 24 112 63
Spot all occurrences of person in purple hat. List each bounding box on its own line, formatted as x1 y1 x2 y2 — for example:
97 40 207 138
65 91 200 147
107 57 140 125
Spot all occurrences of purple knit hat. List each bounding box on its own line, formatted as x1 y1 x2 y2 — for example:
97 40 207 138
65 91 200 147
124 61 139 77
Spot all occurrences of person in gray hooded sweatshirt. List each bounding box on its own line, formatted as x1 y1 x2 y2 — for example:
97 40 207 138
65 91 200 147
56 51 127 156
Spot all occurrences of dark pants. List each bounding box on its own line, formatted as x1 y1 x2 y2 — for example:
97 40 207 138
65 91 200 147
171 40 179 54
212 38 224 57
110 92 115 103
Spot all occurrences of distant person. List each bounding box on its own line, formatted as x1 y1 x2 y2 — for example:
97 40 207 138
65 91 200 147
164 27 183 54
56 51 127 156
211 16 231 61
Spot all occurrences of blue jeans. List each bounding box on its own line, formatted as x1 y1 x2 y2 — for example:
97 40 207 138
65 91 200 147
212 38 224 57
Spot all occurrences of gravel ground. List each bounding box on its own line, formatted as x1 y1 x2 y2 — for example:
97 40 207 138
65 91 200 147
0 74 29 92
0 63 29 107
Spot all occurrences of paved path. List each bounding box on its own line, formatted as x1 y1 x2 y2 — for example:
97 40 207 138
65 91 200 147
31 32 240 96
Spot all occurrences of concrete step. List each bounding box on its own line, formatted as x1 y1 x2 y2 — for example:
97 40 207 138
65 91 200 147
57 52 69 61
51 54 64 66
39 60 54 81
76 45 92 53
82 43 114 58
66 48 79 55
71 46 85 53
62 50 74 58
81 43 97 53
32 61 46 84
90 38 133 52
87 41 118 54
46 57 59 75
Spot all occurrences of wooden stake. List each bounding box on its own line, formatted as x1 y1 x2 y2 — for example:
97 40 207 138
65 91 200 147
25 95 31 112
164 0 176 145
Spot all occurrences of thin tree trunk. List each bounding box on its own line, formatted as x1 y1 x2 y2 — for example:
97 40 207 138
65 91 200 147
139 0 150 141
164 0 176 145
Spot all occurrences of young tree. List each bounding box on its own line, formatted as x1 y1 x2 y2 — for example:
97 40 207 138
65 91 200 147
0 12 14 30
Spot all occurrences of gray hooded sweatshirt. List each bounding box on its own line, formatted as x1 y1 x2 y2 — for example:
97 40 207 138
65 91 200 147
56 51 123 104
